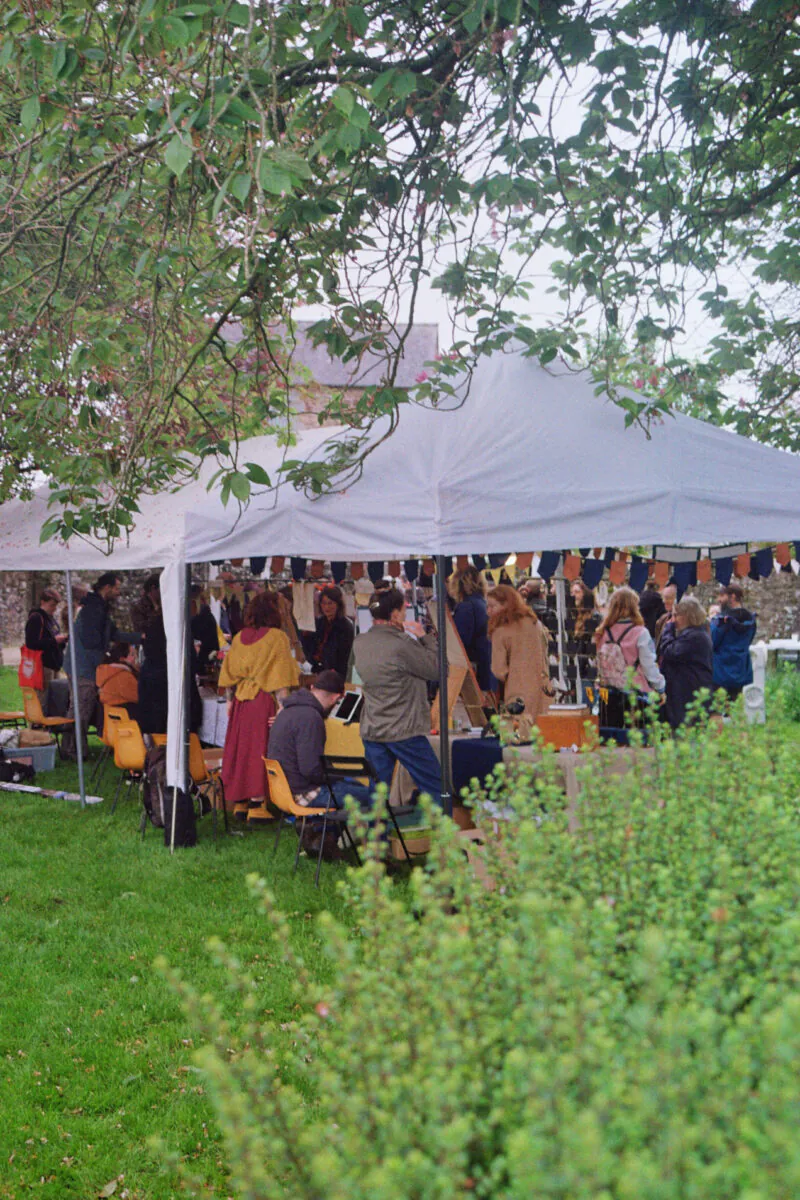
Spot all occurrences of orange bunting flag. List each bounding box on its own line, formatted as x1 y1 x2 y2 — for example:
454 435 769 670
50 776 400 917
775 543 791 567
349 562 366 580
696 558 713 583
230 558 244 567
563 554 581 581
422 559 436 575
653 561 670 587
310 560 325 579
515 552 534 571
609 559 627 585
270 556 285 575
387 560 401 577
734 553 751 578
593 548 603 559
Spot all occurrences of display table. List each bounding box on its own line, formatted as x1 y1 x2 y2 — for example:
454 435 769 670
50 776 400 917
200 694 228 747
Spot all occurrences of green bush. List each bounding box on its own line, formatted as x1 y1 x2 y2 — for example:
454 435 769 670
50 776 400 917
165 715 800 1199
772 665 800 723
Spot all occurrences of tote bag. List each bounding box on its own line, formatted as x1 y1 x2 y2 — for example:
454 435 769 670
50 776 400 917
18 645 45 691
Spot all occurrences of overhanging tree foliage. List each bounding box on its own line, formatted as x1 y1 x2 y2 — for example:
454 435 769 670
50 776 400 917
1 0 798 546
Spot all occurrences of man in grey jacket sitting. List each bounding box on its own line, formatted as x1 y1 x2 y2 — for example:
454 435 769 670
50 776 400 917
268 670 373 811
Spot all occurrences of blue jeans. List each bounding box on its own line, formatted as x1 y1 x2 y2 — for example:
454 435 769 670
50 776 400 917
327 778 374 812
363 736 443 809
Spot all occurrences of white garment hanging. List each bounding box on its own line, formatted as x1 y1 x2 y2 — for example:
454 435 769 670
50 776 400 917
292 581 317 632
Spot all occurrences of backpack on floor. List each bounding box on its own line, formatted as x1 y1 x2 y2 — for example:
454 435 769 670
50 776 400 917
161 787 197 849
142 744 167 828
0 748 36 784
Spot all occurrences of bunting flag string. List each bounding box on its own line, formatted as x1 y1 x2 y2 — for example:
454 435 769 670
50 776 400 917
204 541 799 595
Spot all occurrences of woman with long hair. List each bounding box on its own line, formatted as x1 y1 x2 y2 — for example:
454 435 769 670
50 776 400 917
570 578 601 700
594 586 665 726
448 564 493 690
302 585 354 680
486 584 552 718
219 590 299 810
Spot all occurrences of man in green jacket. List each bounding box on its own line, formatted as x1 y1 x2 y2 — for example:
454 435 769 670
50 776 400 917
353 588 442 807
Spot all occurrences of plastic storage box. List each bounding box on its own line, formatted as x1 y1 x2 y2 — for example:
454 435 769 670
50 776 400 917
6 744 58 773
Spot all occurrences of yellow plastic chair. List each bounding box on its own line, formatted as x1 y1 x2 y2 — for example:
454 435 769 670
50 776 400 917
263 757 356 885
189 733 228 839
21 688 74 757
111 721 147 814
90 705 129 786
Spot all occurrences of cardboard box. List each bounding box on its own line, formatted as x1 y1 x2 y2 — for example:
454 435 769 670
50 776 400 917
536 708 598 750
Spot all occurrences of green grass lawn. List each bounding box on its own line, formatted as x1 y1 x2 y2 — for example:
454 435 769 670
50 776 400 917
0 667 349 1199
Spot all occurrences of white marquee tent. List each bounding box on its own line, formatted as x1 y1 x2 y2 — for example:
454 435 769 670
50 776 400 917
3 351 800 798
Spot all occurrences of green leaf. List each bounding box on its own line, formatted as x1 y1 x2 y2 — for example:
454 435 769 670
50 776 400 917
231 172 252 203
52 41 67 78
20 96 40 131
332 87 355 118
392 71 416 100
157 15 191 47
259 162 293 195
229 472 250 502
164 134 192 177
223 2 250 27
244 462 271 487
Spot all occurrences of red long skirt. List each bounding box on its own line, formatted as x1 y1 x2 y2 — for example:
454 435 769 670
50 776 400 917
221 691 276 805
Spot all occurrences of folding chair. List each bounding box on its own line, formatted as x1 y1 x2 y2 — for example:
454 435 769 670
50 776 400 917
321 754 414 864
188 733 229 841
111 721 147 814
21 688 74 758
263 758 357 887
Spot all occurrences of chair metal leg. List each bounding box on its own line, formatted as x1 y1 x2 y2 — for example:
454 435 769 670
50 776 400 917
388 810 412 863
111 772 125 814
314 815 329 888
293 818 305 874
271 815 284 859
341 824 362 867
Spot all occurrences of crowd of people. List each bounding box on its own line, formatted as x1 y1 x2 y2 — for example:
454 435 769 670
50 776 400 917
23 564 759 850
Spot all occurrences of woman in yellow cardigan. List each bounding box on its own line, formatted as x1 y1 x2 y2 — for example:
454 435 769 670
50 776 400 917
218 591 299 808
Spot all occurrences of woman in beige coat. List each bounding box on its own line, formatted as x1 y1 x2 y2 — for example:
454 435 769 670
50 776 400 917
487 584 552 718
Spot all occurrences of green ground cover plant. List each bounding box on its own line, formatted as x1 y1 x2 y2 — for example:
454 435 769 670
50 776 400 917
167 704 800 1199
0 667 349 1199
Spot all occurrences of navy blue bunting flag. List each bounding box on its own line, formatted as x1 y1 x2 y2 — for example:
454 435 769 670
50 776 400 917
603 547 616 567
249 556 267 576
715 556 733 587
404 559 420 582
367 561 385 584
471 554 486 571
330 561 347 583
582 558 605 589
672 561 696 597
290 557 307 581
755 547 774 579
488 553 509 569
628 557 649 593
537 551 560 581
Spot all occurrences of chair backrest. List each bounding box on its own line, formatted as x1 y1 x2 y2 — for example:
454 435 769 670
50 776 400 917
322 754 375 786
188 733 208 784
262 757 320 817
21 688 45 724
103 705 130 747
114 724 147 772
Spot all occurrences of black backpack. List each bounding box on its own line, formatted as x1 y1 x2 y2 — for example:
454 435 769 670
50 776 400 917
142 744 167 827
161 787 197 849
0 748 36 785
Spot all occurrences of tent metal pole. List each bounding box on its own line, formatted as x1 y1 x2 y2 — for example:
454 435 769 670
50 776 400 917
64 570 85 809
435 555 453 817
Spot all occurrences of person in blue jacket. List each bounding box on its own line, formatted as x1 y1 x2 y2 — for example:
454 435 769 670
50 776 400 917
710 583 757 700
448 564 494 691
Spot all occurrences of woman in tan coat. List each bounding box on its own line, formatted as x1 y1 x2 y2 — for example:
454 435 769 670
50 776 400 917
487 584 552 718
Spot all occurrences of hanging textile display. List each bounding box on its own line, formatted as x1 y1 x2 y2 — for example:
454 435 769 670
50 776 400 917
515 552 534 571
270 556 285 575
755 547 774 578
404 559 420 582
292 581 317 632
471 554 486 571
608 558 627 586
330 561 347 583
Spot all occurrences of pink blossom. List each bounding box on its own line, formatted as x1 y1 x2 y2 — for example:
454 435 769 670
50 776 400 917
634 377 644 389
415 371 429 383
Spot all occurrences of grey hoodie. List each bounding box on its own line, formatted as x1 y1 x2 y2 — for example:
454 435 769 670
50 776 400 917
268 689 327 794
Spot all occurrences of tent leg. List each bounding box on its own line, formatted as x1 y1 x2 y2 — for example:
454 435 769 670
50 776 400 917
64 570 86 809
435 555 453 818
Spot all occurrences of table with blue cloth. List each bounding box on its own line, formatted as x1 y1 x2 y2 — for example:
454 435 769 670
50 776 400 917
451 736 503 795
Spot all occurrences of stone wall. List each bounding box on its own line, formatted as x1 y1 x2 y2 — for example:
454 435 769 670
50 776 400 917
690 572 800 639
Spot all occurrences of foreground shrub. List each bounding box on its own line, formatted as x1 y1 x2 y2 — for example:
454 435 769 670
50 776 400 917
165 716 800 1198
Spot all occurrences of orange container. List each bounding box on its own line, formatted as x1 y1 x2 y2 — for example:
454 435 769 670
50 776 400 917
535 707 597 750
